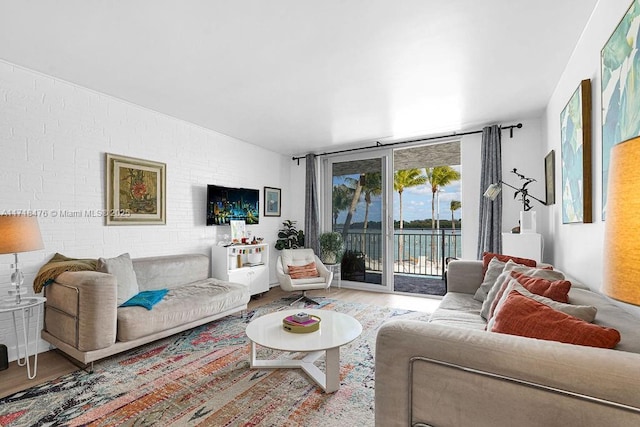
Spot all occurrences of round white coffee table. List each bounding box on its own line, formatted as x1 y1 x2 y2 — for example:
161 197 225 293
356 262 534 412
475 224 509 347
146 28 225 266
245 308 362 393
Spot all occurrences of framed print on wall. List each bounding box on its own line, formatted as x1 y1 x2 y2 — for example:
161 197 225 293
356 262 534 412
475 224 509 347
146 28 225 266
601 0 640 219
560 79 592 224
264 187 281 217
106 153 167 225
544 150 555 205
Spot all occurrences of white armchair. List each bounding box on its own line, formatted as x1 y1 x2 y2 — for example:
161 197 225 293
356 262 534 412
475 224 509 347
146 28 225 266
276 249 333 305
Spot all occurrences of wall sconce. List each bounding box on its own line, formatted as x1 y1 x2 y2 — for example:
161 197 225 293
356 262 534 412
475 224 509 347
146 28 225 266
0 215 44 305
603 136 640 306
483 168 547 211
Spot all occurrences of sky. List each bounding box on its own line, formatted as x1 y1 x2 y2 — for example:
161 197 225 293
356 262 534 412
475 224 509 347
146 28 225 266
332 165 462 225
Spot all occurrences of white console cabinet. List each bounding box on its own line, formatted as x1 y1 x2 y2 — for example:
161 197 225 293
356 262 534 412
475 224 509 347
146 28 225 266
211 243 270 296
501 233 542 263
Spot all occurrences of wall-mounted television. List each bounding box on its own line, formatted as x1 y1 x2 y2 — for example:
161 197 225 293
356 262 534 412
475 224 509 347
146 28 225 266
207 185 259 225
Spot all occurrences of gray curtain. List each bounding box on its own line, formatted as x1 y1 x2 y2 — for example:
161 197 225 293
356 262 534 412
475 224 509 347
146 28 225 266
477 125 502 258
304 154 320 255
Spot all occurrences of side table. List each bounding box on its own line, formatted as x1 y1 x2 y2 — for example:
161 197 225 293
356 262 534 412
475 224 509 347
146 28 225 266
0 296 46 379
326 263 341 289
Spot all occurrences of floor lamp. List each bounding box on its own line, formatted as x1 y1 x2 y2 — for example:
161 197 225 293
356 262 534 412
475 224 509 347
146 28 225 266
603 136 640 306
0 215 44 305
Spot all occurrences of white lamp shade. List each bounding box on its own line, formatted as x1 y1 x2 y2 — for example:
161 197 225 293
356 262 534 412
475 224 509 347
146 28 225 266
602 136 640 306
0 215 44 255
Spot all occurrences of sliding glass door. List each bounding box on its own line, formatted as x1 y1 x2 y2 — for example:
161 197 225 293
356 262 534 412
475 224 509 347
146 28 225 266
324 152 391 291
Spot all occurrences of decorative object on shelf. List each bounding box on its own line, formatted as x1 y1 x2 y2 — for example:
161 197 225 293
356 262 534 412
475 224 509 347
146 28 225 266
601 0 640 220
560 79 592 224
275 220 305 250
106 153 166 225
0 215 44 305
544 150 556 205
264 187 281 217
483 168 547 212
319 232 344 264
230 220 246 242
602 135 640 306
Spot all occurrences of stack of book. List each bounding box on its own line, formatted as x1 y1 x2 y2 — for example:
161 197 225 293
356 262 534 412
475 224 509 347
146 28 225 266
282 313 321 333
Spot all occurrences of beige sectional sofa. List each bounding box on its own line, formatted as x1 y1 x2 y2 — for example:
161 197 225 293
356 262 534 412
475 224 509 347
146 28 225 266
41 254 250 369
375 259 640 427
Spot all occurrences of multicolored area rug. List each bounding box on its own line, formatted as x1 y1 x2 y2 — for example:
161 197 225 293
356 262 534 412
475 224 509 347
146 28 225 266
0 298 431 426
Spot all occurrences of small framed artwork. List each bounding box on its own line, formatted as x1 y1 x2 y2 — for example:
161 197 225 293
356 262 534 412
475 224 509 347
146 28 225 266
106 153 166 225
560 79 592 224
544 150 555 205
264 187 281 217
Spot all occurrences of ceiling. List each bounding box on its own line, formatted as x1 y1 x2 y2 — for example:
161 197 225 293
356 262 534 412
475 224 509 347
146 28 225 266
0 1 597 156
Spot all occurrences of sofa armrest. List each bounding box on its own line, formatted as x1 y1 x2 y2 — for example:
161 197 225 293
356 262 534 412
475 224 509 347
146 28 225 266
44 270 117 352
375 320 640 427
446 259 483 294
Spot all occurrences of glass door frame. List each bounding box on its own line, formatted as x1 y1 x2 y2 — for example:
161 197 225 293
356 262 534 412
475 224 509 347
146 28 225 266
320 149 394 293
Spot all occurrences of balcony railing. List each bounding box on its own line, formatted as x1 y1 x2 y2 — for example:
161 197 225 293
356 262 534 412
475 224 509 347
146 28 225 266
341 229 461 278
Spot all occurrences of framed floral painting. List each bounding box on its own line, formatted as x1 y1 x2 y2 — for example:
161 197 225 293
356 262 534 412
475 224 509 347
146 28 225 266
106 153 166 225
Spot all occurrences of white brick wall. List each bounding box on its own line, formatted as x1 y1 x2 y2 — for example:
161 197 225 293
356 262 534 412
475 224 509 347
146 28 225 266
0 60 294 361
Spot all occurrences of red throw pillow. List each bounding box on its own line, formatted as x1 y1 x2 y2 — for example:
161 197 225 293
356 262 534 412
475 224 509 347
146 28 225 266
288 262 320 279
482 252 536 276
510 271 570 303
491 291 620 349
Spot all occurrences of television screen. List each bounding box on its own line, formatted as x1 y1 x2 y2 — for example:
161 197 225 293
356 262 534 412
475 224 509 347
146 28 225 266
207 185 259 225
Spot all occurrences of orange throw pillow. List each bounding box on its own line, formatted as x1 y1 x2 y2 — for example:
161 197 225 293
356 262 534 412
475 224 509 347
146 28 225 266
491 291 620 349
482 252 536 276
510 271 570 303
288 262 320 279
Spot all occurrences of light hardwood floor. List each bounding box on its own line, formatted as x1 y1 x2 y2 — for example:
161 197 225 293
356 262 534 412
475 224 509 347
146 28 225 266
0 287 440 399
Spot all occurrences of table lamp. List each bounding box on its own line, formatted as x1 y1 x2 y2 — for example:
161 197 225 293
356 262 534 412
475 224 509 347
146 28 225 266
603 136 640 306
0 215 44 305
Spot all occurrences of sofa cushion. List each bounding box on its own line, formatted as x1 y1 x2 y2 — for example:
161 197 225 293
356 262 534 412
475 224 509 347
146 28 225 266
568 288 640 353
511 271 571 303
490 291 621 349
474 257 509 302
288 262 320 279
117 278 247 341
97 253 139 305
482 252 536 276
481 264 566 319
133 254 209 291
487 282 597 329
429 292 486 330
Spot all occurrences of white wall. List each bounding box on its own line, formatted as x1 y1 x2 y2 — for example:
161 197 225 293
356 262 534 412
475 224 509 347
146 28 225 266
543 0 640 316
461 118 546 260
0 60 291 360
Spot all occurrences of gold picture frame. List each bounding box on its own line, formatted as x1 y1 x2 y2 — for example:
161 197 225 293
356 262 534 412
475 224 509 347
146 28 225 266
106 153 166 225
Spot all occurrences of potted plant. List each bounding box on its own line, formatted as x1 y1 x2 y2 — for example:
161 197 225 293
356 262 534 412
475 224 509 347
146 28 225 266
319 232 344 264
275 220 305 250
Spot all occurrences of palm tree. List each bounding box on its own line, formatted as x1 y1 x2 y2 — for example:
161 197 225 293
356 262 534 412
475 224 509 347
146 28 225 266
450 200 461 230
332 184 352 228
426 166 461 270
394 168 428 260
425 166 461 230
450 200 462 257
361 172 382 254
341 175 363 237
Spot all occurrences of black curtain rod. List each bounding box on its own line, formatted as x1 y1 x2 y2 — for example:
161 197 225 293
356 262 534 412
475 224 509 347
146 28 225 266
291 122 523 163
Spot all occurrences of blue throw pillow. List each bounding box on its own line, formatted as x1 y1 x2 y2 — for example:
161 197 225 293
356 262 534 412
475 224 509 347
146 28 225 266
120 289 169 310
